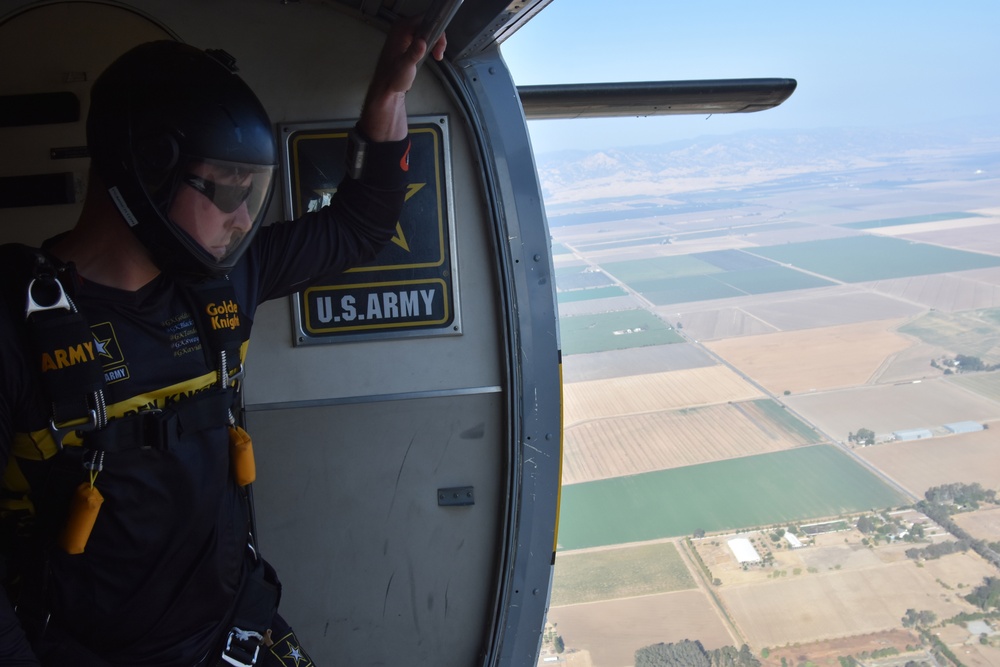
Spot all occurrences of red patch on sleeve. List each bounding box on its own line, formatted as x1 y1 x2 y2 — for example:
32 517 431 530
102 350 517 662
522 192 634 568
400 141 411 172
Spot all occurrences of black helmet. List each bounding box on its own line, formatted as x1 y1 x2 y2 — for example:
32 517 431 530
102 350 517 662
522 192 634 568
87 41 277 281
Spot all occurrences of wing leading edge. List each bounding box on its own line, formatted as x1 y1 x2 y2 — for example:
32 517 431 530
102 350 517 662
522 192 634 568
518 78 797 120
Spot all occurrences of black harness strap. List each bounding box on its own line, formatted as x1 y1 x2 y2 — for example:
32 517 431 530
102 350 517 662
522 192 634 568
19 248 106 443
83 387 237 453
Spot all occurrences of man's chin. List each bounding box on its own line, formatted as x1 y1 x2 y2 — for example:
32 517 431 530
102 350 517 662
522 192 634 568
218 233 246 260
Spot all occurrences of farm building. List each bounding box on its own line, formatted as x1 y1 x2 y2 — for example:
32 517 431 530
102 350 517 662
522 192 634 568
728 538 762 564
784 532 804 548
893 428 934 441
944 421 984 434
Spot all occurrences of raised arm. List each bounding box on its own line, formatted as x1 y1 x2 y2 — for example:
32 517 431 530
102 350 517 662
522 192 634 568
358 17 447 142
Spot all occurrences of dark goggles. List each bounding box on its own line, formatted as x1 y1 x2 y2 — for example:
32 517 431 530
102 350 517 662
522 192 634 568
183 173 253 214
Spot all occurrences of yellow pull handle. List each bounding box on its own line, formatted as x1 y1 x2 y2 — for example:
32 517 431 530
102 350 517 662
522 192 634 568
229 425 256 486
60 482 104 555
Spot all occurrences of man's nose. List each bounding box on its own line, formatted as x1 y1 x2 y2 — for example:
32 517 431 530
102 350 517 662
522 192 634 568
229 204 253 232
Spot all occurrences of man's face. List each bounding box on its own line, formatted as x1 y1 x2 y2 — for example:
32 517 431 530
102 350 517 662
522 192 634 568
168 161 255 260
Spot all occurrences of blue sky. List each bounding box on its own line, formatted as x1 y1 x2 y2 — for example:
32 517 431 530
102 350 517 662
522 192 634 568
500 1 1000 153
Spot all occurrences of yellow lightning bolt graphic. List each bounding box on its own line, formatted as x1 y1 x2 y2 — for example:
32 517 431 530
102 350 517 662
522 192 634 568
391 183 426 252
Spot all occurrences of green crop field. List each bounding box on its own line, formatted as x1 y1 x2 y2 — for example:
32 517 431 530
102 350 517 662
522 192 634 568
840 211 985 229
750 235 1000 283
716 265 835 294
627 266 833 306
560 309 684 355
557 285 629 303
898 307 1000 363
947 371 1000 404
632 275 744 305
556 445 907 551
749 399 823 443
574 236 671 252
550 542 696 606
603 255 723 283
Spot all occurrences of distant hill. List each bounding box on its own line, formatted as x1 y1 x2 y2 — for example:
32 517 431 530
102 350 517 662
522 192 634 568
533 122 1000 207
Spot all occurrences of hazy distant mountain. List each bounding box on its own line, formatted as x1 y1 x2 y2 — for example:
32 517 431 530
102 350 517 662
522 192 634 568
532 121 1000 206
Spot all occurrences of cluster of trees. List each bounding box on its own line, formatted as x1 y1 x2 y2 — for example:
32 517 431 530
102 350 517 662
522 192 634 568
901 608 937 627
925 482 997 509
917 484 1000 569
847 428 875 446
931 354 1000 374
635 640 760 667
856 513 924 544
905 540 968 561
964 577 1000 611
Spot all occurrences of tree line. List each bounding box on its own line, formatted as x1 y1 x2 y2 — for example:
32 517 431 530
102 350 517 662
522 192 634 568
914 483 1000 569
931 354 1000 374
635 640 760 667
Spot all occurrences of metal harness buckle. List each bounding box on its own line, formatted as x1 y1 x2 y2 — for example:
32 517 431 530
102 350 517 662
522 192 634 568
25 275 71 317
48 410 99 451
221 627 264 667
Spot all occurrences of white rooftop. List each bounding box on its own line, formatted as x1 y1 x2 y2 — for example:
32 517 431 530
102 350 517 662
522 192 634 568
728 537 761 563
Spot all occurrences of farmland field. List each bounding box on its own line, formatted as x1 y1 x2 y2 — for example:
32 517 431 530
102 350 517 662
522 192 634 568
560 309 684 355
602 254 726 282
784 379 1000 443
670 286 925 340
867 272 1000 313
898 307 1000 362
550 542 695 606
616 266 836 306
738 290 924 332
563 401 818 484
561 343 715 383
902 219 1000 255
541 145 1000 666
556 445 907 550
749 235 1000 282
721 551 993 648
558 294 641 318
952 506 1000 542
948 370 1000 402
557 285 628 303
857 424 1000 496
839 211 985 229
547 590 734 667
705 319 914 394
562 365 763 425
555 265 616 290
630 274 745 304
745 399 822 443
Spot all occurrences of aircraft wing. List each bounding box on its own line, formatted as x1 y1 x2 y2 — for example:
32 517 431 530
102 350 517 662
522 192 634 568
518 78 798 119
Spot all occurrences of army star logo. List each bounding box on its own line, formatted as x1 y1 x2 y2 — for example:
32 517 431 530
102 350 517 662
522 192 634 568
281 640 310 667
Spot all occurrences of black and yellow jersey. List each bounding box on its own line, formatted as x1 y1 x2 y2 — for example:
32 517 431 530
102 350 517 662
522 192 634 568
0 148 408 666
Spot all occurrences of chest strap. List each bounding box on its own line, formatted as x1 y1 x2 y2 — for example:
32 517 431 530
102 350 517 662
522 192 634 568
82 387 238 454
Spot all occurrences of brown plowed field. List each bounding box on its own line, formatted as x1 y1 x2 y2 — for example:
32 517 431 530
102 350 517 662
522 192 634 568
562 365 764 426
866 272 1000 313
952 506 1000 542
704 319 914 394
563 402 807 485
547 589 734 667
786 381 1000 444
720 552 991 649
853 424 1000 497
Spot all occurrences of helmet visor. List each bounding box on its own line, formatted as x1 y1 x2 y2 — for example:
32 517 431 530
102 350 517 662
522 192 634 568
155 157 275 267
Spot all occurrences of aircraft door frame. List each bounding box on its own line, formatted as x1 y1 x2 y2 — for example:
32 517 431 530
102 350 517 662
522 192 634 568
441 46 564 667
